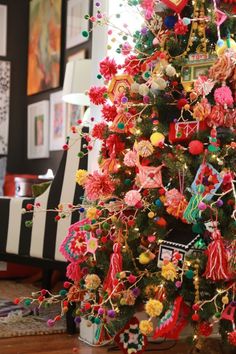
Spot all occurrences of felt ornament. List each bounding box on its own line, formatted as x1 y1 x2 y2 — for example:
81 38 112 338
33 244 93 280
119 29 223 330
114 317 147 354
160 0 188 13
153 296 190 339
103 243 123 294
165 189 188 220
168 121 207 143
85 234 98 259
203 229 230 281
108 74 133 102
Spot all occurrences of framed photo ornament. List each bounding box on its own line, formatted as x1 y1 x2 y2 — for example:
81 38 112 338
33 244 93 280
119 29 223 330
27 101 49 159
49 91 66 151
66 0 90 49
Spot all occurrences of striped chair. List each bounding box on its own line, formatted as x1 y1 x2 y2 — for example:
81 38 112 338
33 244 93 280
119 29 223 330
0 130 88 288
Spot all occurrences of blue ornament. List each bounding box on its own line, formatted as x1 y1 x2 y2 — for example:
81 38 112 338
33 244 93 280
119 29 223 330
155 199 162 207
182 17 191 26
164 16 177 29
217 39 224 47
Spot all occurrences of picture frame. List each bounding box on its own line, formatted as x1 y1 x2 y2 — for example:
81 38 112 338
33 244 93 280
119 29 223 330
66 103 84 135
0 5 7 56
0 60 10 154
67 48 86 62
27 101 49 159
66 0 89 49
49 91 67 151
27 0 63 95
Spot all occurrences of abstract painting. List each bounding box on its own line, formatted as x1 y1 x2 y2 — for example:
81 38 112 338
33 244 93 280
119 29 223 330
27 0 62 95
49 91 66 151
27 101 49 159
0 61 10 154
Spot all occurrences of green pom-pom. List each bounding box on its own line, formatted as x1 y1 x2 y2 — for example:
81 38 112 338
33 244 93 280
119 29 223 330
116 48 121 54
77 152 85 158
122 36 128 40
94 317 101 325
25 220 33 228
177 132 182 137
84 14 90 20
102 222 110 230
124 179 131 186
82 30 89 38
144 71 150 78
24 299 32 306
117 122 125 129
84 224 91 231
59 289 67 296
97 74 102 79
185 270 194 279
214 312 221 318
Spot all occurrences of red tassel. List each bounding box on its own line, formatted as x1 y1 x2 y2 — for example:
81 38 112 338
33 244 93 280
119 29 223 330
203 229 230 281
103 243 123 294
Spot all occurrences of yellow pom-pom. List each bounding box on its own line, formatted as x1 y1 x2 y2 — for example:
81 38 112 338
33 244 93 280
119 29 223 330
148 211 155 219
84 274 101 290
76 169 88 186
222 296 229 305
86 207 98 220
139 252 152 264
145 299 163 317
139 320 153 335
150 132 165 147
161 262 177 281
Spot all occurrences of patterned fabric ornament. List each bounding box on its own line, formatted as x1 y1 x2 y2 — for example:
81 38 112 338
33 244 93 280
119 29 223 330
114 317 147 354
160 0 188 13
169 121 207 143
60 219 89 262
191 163 223 201
194 76 215 97
183 184 205 224
165 188 188 220
153 296 190 339
136 164 163 189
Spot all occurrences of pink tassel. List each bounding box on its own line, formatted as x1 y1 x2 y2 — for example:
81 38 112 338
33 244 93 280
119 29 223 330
203 229 230 281
103 243 123 294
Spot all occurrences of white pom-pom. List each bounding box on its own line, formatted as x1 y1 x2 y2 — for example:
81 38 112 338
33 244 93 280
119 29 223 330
139 83 149 96
155 78 167 90
165 64 176 77
130 82 140 93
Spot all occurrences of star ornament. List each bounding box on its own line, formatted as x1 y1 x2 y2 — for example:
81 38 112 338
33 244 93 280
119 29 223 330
160 0 188 13
85 235 98 257
114 317 147 354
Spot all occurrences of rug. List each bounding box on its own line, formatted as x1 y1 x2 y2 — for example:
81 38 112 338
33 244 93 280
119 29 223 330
0 280 67 338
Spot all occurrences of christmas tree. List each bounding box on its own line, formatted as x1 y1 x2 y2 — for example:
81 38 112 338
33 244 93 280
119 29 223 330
19 0 236 351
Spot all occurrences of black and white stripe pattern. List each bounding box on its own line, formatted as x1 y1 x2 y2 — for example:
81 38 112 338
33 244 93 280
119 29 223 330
0 131 88 263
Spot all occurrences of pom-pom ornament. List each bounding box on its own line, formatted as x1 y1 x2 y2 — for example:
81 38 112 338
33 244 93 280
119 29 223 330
216 38 236 56
150 132 165 146
228 331 236 346
188 140 204 155
139 250 155 264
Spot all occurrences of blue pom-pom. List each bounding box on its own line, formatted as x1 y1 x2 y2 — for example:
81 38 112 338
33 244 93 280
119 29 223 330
217 39 224 47
164 16 177 29
182 17 191 26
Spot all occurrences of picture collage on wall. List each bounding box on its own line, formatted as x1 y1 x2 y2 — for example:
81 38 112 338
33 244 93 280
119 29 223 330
27 0 90 159
0 61 10 155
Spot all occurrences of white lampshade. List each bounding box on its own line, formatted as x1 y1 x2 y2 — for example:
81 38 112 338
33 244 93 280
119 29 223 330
62 59 92 106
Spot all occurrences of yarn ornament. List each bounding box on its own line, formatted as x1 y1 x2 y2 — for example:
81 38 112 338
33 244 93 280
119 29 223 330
103 243 123 295
188 140 204 155
88 86 107 105
165 188 188 220
203 229 230 281
161 262 177 281
194 76 215 97
214 86 234 106
206 105 225 127
124 190 142 206
183 184 205 223
174 20 188 35
150 132 165 146
137 140 154 157
145 299 163 317
198 322 213 337
193 98 211 121
99 57 118 80
84 274 101 290
164 15 177 29
84 171 115 201
165 64 176 77
124 150 137 167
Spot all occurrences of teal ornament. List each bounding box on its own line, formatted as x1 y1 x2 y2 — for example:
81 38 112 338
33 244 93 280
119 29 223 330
208 145 220 152
183 185 205 224
94 317 101 325
183 17 191 25
155 199 162 207
117 122 125 129
186 270 194 279
124 179 131 186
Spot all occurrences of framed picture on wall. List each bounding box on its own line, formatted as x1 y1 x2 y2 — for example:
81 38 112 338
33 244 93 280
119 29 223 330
66 0 89 49
27 101 49 159
0 60 10 154
0 5 7 56
49 91 66 151
27 0 62 95
66 103 84 134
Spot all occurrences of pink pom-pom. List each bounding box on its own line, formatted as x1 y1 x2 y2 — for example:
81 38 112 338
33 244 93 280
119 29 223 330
214 86 234 106
124 190 142 206
124 150 137 167
66 262 82 282
85 171 115 201
88 86 107 105
99 57 117 80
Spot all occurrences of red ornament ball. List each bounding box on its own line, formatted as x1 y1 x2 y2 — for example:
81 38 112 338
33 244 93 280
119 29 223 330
198 322 213 337
188 140 204 155
192 313 200 321
228 331 236 346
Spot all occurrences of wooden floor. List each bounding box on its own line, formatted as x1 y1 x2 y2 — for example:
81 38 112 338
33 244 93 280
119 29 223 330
0 334 233 354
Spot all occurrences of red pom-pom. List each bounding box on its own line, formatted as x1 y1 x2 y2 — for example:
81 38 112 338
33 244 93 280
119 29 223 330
156 217 167 227
198 322 213 337
177 98 188 110
83 302 91 311
26 203 33 210
188 140 204 155
63 144 69 151
192 313 200 321
192 304 200 311
63 281 71 289
14 298 20 305
228 331 236 346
